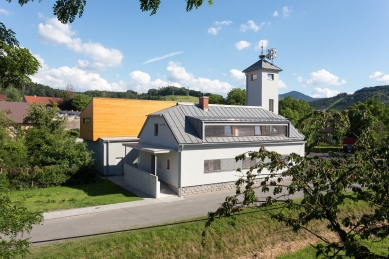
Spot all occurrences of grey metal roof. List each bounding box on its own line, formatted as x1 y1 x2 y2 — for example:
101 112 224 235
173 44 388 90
186 116 289 123
150 104 305 144
242 59 283 73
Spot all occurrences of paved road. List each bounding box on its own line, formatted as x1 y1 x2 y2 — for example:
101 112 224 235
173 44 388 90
27 182 303 246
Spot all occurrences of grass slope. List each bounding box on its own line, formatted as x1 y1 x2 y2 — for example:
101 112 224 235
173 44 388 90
163 95 199 103
8 178 141 212
23 199 376 259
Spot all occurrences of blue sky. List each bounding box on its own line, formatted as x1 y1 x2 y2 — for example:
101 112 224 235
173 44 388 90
1 1 389 98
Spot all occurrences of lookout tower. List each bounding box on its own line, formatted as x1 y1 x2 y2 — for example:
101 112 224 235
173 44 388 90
242 47 282 114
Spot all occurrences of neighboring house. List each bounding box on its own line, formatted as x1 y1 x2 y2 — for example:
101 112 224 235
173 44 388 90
79 98 176 176
60 110 81 130
123 97 305 197
0 102 29 125
0 94 6 102
23 95 63 107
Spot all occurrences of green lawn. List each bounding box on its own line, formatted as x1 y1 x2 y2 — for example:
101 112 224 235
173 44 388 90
163 95 199 103
22 199 379 259
8 178 142 212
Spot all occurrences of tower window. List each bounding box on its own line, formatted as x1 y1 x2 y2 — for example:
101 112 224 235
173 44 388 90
251 74 257 81
269 99 274 112
154 123 159 136
267 73 274 80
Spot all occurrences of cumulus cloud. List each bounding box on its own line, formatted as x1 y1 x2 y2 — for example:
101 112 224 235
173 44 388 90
207 27 221 35
235 41 250 50
272 11 279 17
306 69 346 86
143 51 183 64
279 79 286 88
38 18 123 70
229 69 245 86
214 20 232 26
240 20 265 32
254 40 269 51
369 71 389 83
283 6 292 17
0 9 12 15
297 76 303 83
311 88 340 98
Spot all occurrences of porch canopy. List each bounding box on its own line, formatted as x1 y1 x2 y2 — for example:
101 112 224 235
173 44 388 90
123 142 177 154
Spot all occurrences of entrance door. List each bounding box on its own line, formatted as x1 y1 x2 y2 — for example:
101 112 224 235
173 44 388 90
151 155 156 175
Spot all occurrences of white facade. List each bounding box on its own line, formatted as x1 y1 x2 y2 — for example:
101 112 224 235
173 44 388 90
246 69 280 114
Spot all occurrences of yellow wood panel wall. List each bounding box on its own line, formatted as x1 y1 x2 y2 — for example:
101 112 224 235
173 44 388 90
79 100 93 140
91 98 176 141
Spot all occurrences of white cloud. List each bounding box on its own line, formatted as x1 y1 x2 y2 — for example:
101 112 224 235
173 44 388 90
279 79 286 88
272 11 279 17
297 76 303 83
311 88 340 98
254 40 268 51
306 69 346 86
0 9 12 15
229 69 245 86
207 27 221 35
369 71 389 83
235 41 250 50
240 20 264 32
143 51 183 64
214 20 232 26
283 6 292 17
38 18 123 70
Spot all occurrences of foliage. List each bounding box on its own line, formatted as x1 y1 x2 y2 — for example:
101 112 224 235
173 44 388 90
225 88 246 105
204 107 389 259
309 85 389 110
7 0 213 23
4 86 22 102
71 94 91 111
206 93 225 104
279 96 314 126
0 195 43 259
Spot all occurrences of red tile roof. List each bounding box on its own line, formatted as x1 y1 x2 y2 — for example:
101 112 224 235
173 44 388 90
0 102 29 124
0 94 6 101
24 96 63 106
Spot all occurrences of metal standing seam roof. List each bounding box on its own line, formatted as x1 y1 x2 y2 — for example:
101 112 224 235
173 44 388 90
149 104 305 144
242 59 283 73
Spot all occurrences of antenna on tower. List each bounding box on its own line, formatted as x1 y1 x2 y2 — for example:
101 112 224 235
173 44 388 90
259 41 266 60
266 48 277 64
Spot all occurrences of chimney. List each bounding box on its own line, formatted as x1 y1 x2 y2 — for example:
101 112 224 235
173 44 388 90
199 96 209 111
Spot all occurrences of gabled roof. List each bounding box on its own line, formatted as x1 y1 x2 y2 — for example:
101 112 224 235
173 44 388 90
24 96 63 106
148 104 304 144
0 102 29 124
242 59 282 73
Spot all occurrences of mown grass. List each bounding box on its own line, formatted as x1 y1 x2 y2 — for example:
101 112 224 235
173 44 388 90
8 178 141 212
278 237 389 259
24 199 376 259
164 95 199 103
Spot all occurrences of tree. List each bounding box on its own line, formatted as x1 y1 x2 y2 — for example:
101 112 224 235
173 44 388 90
7 0 214 23
207 94 224 104
4 86 22 102
225 88 245 105
0 22 40 89
71 94 92 111
204 108 389 259
279 96 314 126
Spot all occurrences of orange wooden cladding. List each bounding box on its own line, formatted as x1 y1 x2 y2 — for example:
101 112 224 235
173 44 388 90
80 98 176 141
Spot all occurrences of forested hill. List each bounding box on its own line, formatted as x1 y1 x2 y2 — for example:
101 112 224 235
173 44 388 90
309 85 389 110
279 91 319 102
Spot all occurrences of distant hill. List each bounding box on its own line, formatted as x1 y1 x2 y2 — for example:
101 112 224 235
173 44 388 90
279 91 319 102
309 85 389 110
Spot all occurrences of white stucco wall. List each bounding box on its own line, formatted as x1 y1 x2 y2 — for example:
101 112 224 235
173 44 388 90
139 116 178 149
180 142 305 187
155 152 179 188
124 164 160 198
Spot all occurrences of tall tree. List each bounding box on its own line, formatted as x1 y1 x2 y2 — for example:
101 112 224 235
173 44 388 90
279 96 314 126
225 88 246 105
71 94 92 111
6 0 214 23
204 108 389 259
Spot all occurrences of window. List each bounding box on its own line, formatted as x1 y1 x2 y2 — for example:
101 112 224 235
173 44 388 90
267 73 274 80
242 158 258 169
83 118 91 124
255 126 261 136
167 159 170 169
269 99 274 112
251 74 257 81
204 159 221 173
154 123 159 136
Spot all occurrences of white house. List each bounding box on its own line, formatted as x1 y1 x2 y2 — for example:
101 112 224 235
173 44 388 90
122 56 305 198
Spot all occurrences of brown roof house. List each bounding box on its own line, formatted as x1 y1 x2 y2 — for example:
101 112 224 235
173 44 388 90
23 95 63 107
0 102 29 124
